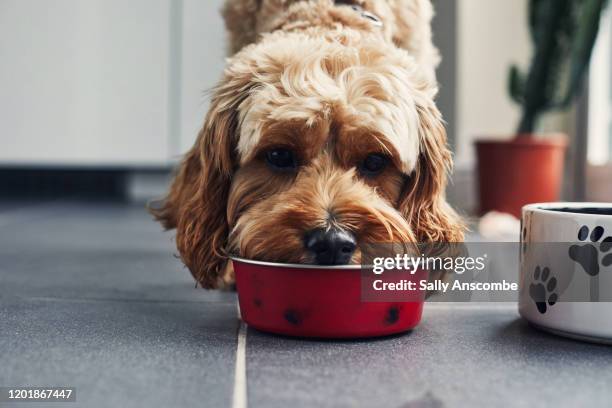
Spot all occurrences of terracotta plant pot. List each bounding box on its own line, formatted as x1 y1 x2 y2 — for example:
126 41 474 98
475 135 567 217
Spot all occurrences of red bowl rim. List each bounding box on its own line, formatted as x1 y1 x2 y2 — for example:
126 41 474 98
230 256 366 270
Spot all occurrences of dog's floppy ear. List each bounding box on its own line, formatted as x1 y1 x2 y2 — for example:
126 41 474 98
398 102 465 243
151 71 252 288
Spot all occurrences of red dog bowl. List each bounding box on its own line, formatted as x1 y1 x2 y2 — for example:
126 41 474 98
232 257 426 338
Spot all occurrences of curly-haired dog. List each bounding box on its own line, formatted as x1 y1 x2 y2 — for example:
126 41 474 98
152 0 465 288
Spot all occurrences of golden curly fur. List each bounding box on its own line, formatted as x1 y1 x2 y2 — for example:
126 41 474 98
152 0 464 289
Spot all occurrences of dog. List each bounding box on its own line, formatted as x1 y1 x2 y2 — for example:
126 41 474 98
152 0 465 289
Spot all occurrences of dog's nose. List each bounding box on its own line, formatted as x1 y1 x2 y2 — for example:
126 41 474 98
304 228 357 265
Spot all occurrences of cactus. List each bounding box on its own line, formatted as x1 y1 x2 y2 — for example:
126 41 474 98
509 0 609 134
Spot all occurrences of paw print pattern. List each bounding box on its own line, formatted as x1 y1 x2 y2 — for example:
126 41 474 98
529 266 558 314
568 226 612 276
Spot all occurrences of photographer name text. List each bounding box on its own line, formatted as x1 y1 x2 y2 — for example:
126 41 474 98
372 279 518 292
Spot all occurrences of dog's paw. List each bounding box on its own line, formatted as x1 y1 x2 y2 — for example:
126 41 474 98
569 226 612 276
529 266 558 314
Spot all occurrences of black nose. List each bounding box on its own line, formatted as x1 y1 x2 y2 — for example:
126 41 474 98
304 228 357 265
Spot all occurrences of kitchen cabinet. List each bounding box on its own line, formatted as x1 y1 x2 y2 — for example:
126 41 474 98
0 0 225 167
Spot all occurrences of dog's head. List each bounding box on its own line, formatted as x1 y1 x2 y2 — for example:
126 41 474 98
153 29 463 288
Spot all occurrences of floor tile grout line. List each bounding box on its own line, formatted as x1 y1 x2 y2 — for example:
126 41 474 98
232 303 248 408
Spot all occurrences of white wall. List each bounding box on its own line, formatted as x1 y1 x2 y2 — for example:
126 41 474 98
588 5 612 166
0 0 227 167
0 0 173 166
178 0 227 156
455 0 531 167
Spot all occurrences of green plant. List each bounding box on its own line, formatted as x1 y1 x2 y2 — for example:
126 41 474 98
509 0 609 134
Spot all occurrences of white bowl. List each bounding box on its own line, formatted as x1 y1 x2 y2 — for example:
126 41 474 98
519 202 612 344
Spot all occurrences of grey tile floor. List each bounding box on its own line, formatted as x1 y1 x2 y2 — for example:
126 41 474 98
1 201 611 408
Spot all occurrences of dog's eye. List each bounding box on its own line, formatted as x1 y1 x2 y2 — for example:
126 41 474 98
265 148 297 171
359 153 388 176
